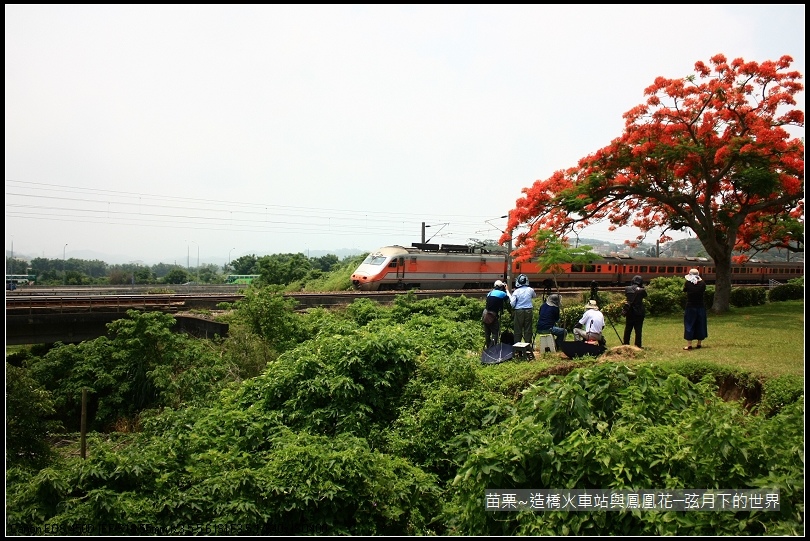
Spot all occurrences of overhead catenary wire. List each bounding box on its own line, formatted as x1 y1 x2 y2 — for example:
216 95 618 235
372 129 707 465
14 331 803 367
6 179 510 244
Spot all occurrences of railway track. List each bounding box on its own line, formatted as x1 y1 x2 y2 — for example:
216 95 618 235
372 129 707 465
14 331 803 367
5 287 632 314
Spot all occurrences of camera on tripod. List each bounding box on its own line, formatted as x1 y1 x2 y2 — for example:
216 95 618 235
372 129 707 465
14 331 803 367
589 280 599 302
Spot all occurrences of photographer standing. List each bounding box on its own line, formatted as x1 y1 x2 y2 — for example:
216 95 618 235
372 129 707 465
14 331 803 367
509 274 537 345
482 280 510 349
623 275 647 348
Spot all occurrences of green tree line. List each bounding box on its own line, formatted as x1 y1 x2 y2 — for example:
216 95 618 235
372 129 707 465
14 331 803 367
5 252 365 289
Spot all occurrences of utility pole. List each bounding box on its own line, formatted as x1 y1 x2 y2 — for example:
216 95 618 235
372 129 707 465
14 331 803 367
189 241 199 282
63 244 68 285
486 214 512 285
506 211 513 288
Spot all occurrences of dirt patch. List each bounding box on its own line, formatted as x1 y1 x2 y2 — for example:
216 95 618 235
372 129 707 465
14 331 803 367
599 345 646 360
717 375 762 410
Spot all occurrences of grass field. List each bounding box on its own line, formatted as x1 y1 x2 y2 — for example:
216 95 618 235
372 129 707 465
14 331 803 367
476 300 804 394
606 299 805 378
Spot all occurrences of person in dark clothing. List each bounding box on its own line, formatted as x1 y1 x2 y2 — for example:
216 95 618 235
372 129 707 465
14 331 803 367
482 280 510 349
683 268 708 350
623 275 647 348
536 293 567 351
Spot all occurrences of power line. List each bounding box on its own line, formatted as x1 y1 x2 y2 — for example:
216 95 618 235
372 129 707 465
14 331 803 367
5 179 501 241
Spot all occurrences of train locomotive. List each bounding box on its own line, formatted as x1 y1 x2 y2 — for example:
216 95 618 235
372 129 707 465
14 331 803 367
350 243 803 291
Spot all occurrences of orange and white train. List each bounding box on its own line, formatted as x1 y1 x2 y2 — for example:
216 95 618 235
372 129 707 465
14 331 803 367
350 243 803 291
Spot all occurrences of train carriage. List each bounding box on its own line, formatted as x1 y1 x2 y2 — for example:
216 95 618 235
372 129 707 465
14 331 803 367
350 243 803 291
350 244 509 291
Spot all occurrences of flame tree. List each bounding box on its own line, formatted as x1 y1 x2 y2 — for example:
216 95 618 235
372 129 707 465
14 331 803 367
507 54 804 313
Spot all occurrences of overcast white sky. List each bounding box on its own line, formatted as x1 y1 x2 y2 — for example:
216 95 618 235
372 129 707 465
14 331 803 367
5 4 805 266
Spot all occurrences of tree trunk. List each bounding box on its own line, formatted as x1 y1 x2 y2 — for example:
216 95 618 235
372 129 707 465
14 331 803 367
711 257 732 314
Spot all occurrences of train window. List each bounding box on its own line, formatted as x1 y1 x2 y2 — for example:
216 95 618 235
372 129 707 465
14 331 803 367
586 264 596 272
388 260 397 268
364 254 388 265
667 267 674 273
639 266 648 273
571 264 583 272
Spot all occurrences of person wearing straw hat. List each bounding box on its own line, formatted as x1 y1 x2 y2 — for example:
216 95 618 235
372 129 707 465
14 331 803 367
536 293 566 351
682 268 708 350
574 299 605 345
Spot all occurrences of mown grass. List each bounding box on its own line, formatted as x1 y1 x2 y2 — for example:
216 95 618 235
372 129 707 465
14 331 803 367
477 300 804 391
620 299 804 378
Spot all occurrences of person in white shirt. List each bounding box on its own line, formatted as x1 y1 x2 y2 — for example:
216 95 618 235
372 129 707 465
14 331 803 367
574 300 605 344
509 274 537 344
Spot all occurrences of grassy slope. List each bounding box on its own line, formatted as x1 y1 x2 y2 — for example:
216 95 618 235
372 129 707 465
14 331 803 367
475 300 804 392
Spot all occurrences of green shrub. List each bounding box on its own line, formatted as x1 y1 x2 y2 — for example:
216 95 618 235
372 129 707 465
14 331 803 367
26 311 234 431
234 326 420 439
345 297 387 326
234 287 303 352
6 293 804 535
758 374 804 417
729 286 767 307
768 283 804 302
442 363 805 535
6 363 63 468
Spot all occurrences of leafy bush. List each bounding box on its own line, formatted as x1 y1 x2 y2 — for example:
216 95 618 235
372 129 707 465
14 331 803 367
384 351 514 479
299 254 364 292
767 282 804 302
6 363 63 468
234 287 303 352
399 315 482 354
442 363 805 535
344 297 387 326
233 326 420 438
757 375 804 417
385 381 512 479
6 426 441 535
729 286 767 307
26 311 234 431
219 323 276 380
6 294 804 535
390 291 483 324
